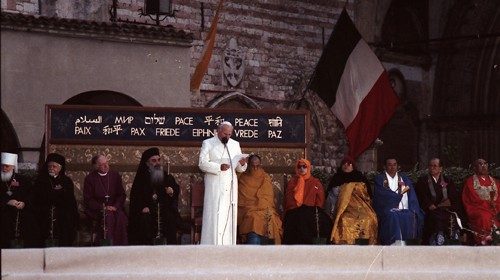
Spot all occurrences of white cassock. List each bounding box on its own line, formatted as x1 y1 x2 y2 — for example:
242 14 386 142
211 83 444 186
198 136 247 245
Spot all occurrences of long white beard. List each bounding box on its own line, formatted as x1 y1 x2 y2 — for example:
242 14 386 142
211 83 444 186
1 171 13 182
149 165 164 186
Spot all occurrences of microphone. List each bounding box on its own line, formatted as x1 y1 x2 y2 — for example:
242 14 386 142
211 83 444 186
220 136 235 244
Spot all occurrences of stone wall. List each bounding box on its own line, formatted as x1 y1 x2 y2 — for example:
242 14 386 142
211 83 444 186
2 0 354 171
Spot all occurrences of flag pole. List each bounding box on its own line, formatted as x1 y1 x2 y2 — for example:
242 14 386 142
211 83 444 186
190 0 225 93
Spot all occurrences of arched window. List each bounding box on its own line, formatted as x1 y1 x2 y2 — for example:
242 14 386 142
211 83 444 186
63 90 142 106
381 0 429 54
0 109 21 158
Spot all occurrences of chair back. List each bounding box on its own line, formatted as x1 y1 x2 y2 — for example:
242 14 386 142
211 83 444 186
191 181 205 208
190 180 204 244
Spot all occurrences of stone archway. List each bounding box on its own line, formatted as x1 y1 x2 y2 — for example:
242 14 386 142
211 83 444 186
39 90 142 163
0 109 21 159
432 0 500 166
63 90 142 106
206 92 261 109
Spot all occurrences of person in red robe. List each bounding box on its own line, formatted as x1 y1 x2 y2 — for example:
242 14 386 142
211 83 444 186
283 158 332 244
83 155 128 245
462 158 500 245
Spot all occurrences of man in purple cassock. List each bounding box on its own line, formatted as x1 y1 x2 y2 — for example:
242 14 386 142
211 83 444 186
83 155 128 245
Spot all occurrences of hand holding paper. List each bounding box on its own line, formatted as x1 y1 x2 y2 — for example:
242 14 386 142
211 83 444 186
238 154 249 166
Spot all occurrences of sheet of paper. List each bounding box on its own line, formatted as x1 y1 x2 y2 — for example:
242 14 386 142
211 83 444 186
218 154 249 165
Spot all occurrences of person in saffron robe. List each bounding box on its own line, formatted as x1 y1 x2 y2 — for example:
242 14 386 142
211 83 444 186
330 182 378 245
373 157 424 245
462 158 500 245
238 154 282 244
83 155 128 245
1 151 40 248
198 121 247 245
283 159 332 244
34 153 79 247
128 147 181 245
415 158 462 245
325 156 372 218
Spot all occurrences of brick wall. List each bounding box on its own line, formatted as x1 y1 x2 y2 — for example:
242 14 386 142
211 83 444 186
2 0 354 169
3 0 350 105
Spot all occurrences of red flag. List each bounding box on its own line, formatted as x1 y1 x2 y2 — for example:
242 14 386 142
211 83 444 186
308 9 399 159
190 0 225 92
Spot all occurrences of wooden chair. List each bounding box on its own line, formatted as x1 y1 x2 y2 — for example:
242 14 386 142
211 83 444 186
190 180 204 244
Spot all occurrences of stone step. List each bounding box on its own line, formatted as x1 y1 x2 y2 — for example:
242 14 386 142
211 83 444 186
2 245 499 279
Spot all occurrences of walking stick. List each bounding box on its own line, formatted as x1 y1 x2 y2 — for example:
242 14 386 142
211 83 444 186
45 205 58 247
10 210 24 248
153 199 167 245
100 203 112 246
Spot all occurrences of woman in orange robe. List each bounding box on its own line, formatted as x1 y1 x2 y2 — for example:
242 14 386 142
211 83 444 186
283 159 332 244
238 155 282 244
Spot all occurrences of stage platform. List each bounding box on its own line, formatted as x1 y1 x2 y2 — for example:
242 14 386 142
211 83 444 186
2 245 499 279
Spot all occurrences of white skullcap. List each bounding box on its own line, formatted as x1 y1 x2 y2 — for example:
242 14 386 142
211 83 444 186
219 121 233 128
1 152 18 172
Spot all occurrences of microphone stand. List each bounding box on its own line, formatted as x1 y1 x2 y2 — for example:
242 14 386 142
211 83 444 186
222 138 235 245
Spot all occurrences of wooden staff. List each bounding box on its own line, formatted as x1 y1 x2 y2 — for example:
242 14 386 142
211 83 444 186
315 206 320 239
155 200 162 239
49 206 56 240
102 203 107 240
10 209 24 248
14 210 21 240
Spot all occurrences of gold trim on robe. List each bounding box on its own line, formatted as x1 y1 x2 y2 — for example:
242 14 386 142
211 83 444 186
331 182 378 245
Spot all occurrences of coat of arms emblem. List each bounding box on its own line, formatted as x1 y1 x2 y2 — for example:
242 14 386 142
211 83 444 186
223 38 245 87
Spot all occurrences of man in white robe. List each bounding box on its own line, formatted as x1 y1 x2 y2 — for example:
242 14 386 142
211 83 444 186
199 121 247 245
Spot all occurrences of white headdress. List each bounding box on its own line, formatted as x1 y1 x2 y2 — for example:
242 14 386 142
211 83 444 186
1 152 18 172
218 121 233 128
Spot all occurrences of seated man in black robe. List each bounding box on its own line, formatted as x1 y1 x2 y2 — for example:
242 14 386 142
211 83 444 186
34 153 79 247
415 158 464 245
128 147 181 245
1 151 39 248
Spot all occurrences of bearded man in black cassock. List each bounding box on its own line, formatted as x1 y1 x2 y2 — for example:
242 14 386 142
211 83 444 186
34 153 79 247
1 152 40 248
128 148 181 245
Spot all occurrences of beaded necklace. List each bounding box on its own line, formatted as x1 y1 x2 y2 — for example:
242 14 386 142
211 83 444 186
472 175 498 201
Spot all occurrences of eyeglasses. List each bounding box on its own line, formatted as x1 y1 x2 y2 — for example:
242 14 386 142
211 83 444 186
297 165 307 169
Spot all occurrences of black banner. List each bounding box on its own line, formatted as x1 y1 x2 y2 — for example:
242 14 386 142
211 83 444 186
47 105 308 147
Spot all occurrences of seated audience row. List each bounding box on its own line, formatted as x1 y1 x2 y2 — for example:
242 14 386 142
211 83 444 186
323 156 499 246
1 150 498 247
